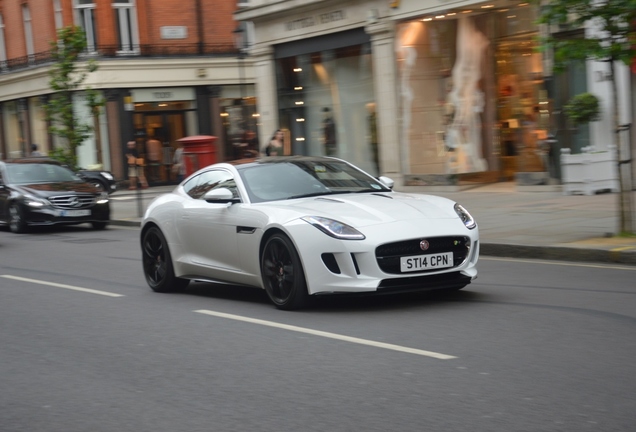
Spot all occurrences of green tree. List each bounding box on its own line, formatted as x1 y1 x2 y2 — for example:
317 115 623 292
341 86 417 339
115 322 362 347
45 25 103 170
537 0 636 234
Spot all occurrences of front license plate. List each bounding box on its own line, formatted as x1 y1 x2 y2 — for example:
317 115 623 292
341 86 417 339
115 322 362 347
60 209 91 217
400 252 453 272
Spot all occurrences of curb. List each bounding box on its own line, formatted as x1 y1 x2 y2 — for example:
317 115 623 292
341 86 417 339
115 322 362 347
480 243 636 266
109 219 636 266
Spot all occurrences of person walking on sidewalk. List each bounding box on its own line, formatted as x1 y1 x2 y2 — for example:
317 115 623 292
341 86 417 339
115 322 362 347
126 141 148 190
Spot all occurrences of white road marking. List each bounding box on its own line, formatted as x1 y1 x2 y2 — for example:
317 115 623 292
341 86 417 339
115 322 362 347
481 256 636 271
1 275 124 297
194 309 456 360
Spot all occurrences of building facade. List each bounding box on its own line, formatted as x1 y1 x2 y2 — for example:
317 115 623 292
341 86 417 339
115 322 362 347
0 0 258 184
236 0 635 188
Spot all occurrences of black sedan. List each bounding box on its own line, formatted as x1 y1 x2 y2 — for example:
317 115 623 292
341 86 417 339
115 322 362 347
0 159 110 233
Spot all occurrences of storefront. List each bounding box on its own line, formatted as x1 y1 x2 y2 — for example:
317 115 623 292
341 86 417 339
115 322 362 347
273 28 378 175
395 2 553 181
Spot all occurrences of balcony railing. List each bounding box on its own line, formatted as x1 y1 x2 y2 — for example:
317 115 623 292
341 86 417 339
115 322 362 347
0 43 240 74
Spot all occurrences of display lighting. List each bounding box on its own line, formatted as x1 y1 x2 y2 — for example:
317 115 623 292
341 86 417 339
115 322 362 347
295 101 304 105
296 137 306 141
422 17 433 21
220 112 229 117
518 2 529 5
293 67 302 72
294 86 303 90
461 10 472 13
252 113 260 117
447 12 456 16
435 15 445 19
296 118 305 122
481 4 494 8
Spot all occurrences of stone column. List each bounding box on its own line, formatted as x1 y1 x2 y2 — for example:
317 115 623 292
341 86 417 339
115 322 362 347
250 44 278 153
366 20 403 185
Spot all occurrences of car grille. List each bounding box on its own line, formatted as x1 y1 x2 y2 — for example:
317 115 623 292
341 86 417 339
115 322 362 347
375 236 470 274
48 195 95 209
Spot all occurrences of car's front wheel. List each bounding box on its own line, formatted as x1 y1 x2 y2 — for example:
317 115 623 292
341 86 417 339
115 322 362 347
92 221 108 230
8 203 28 234
142 226 189 293
260 233 308 310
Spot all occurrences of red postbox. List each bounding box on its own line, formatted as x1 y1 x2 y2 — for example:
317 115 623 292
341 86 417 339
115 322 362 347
177 135 217 177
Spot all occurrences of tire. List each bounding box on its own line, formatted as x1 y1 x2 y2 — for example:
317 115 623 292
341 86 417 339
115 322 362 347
8 203 28 234
260 233 308 310
92 221 108 230
142 226 189 293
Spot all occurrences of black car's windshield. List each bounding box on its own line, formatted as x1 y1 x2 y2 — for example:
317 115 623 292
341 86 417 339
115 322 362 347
240 160 391 203
5 163 80 184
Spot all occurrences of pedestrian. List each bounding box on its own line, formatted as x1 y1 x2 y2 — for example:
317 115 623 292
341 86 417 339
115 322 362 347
30 144 42 156
264 129 284 156
146 135 162 182
171 142 186 183
126 141 148 189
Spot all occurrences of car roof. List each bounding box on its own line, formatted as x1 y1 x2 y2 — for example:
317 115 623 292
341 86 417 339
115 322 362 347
232 156 344 171
4 157 62 165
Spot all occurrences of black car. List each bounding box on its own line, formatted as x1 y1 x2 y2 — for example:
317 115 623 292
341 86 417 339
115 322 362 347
77 169 117 194
0 159 110 233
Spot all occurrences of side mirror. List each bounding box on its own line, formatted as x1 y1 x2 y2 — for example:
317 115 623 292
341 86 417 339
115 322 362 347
203 188 240 204
378 176 394 190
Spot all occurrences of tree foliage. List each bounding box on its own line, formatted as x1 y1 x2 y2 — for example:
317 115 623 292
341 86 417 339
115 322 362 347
45 25 103 169
537 0 636 70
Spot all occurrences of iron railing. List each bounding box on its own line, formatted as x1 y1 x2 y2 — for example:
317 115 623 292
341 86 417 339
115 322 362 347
1 43 239 74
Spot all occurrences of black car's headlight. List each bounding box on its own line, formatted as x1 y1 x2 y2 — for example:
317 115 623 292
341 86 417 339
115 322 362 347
454 203 476 229
301 216 365 240
96 192 109 204
24 194 48 208
100 172 114 181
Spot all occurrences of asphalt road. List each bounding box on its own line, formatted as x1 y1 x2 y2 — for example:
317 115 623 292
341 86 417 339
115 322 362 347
1 225 635 432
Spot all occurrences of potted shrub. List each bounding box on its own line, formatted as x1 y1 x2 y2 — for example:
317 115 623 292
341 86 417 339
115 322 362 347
563 92 600 126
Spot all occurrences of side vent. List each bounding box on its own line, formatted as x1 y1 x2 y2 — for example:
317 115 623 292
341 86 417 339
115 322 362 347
321 253 341 274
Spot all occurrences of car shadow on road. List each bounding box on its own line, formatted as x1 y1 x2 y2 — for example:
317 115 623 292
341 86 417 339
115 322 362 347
182 281 489 313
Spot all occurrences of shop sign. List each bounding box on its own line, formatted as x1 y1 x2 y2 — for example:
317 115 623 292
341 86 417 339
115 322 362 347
131 88 195 103
285 10 346 31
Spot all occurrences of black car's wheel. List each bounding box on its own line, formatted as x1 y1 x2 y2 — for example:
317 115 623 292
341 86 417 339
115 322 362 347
92 221 108 230
142 226 189 293
260 233 308 310
8 203 28 234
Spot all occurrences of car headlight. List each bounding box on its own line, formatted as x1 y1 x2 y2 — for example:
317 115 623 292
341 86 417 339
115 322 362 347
454 203 476 229
24 194 48 208
301 216 365 240
96 192 109 204
100 172 114 181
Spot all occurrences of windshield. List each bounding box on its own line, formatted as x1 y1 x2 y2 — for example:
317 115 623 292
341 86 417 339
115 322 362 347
239 160 391 203
5 163 81 184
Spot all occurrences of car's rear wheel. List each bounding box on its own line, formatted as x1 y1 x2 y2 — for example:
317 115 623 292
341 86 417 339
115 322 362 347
9 203 28 234
261 233 308 310
142 226 189 293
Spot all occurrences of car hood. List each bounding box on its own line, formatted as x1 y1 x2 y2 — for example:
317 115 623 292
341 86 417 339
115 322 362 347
14 182 99 196
265 192 460 227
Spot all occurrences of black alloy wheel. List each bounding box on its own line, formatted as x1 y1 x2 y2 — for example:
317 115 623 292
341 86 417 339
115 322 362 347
9 203 28 234
260 233 308 310
142 226 189 293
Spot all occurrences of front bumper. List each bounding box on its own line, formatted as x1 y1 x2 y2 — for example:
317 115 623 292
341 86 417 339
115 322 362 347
22 203 110 226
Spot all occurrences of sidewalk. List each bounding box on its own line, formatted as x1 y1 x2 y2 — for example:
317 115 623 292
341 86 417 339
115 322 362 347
108 183 636 266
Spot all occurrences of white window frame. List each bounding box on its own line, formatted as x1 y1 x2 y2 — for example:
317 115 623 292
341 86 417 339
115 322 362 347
53 0 64 30
0 15 7 71
113 0 140 55
22 5 35 62
74 0 98 53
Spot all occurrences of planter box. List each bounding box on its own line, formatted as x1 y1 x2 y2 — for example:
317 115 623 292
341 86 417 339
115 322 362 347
560 146 619 195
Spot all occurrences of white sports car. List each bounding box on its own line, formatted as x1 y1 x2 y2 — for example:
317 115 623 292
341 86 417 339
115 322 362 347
141 156 479 310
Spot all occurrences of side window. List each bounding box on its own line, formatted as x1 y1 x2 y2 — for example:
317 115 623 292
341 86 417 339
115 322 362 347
183 170 238 200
